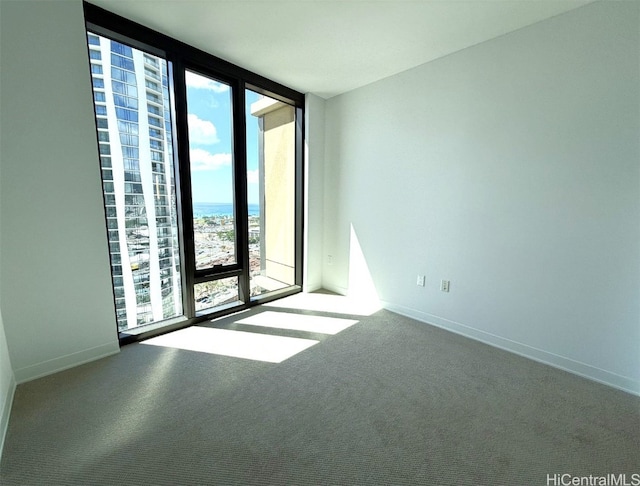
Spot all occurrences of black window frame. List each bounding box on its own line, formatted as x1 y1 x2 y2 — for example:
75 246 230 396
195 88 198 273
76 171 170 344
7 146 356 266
83 1 305 345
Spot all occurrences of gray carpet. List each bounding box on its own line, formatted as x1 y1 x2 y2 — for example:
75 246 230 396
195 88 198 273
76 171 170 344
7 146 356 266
1 297 639 485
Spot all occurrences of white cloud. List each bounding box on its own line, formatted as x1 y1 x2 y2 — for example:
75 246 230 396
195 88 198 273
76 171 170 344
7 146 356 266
188 114 219 145
190 149 232 171
247 169 259 184
185 71 229 93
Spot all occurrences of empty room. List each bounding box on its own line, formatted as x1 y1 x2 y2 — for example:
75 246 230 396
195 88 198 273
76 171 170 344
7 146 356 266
0 0 638 484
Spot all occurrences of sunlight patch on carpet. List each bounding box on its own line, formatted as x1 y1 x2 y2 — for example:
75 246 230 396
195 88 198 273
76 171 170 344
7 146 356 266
264 292 381 316
141 326 318 363
235 311 358 335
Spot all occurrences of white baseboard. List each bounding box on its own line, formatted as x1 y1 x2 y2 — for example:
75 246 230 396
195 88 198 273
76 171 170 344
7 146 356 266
321 283 348 296
0 374 16 461
303 283 323 293
13 342 120 384
382 301 640 397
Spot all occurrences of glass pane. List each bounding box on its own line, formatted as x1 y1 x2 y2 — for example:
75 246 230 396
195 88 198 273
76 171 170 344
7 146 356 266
185 71 236 270
194 278 239 312
88 32 183 332
246 90 296 297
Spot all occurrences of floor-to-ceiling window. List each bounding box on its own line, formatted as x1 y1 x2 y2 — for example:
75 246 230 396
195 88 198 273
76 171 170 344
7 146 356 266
84 3 304 342
87 32 183 333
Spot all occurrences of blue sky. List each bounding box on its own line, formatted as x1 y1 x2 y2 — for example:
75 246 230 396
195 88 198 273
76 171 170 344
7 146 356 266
185 71 261 205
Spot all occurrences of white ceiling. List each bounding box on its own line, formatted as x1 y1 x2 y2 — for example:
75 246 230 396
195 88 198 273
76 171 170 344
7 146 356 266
88 0 594 99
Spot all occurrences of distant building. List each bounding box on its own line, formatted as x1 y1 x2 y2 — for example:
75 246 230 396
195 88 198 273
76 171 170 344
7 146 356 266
250 97 296 289
87 32 182 331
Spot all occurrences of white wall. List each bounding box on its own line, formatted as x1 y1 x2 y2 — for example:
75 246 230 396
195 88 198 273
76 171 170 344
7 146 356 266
304 94 326 292
0 308 15 460
0 0 119 384
0 51 16 456
323 1 640 394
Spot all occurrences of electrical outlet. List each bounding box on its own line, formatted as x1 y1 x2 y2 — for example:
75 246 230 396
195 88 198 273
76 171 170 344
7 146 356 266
327 255 333 266
417 275 425 287
440 280 450 292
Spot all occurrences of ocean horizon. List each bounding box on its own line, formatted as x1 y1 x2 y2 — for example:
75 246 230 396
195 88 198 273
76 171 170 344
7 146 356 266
193 202 260 217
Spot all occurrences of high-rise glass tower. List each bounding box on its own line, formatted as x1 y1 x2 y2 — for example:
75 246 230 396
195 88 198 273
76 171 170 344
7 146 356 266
87 32 182 332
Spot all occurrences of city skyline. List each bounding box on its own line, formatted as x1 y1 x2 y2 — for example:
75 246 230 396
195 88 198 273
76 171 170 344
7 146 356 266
87 29 297 332
186 71 262 205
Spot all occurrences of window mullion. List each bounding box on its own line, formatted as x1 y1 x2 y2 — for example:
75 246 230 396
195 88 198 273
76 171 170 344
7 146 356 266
170 58 197 319
234 82 251 304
